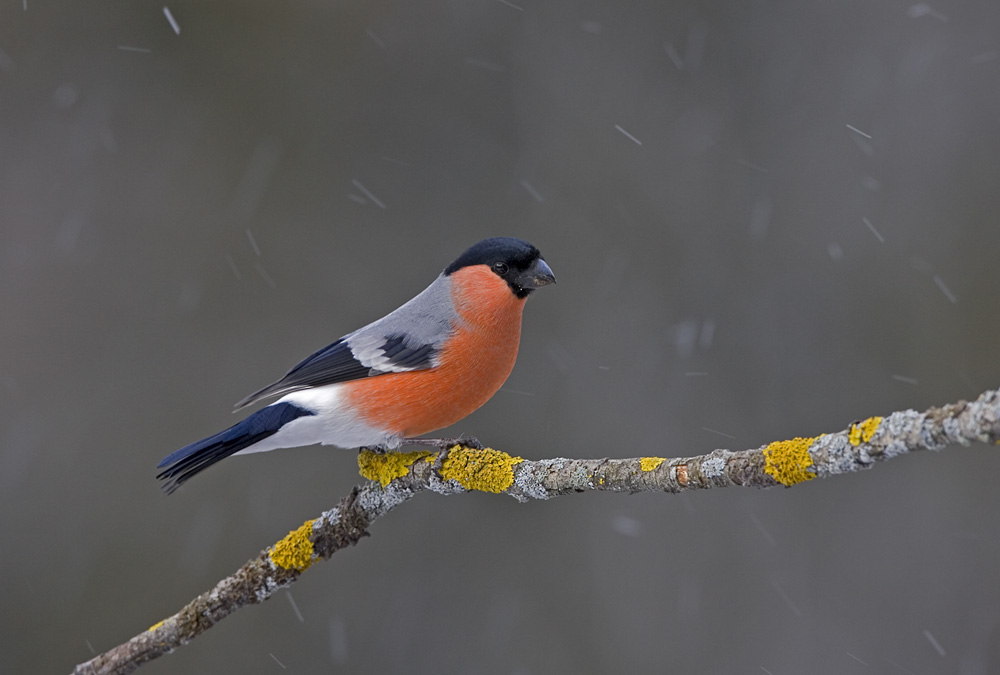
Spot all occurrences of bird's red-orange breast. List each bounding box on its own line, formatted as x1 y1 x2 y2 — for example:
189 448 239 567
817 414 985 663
343 265 526 437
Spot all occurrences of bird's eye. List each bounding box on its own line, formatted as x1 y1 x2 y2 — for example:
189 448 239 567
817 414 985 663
493 262 510 275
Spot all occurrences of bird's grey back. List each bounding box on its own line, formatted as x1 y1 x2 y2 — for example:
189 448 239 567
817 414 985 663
345 273 457 371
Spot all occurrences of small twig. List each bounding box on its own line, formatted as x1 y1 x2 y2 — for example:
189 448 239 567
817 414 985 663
72 388 1000 674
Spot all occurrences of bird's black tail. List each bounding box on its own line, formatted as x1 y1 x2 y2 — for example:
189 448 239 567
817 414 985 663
157 402 315 494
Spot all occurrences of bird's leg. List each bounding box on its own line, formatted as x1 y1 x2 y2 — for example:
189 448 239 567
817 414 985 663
360 444 391 455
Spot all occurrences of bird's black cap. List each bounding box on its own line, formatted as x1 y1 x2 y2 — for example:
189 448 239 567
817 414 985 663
444 237 555 298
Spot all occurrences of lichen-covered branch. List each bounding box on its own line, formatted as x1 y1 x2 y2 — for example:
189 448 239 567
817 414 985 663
72 388 1000 675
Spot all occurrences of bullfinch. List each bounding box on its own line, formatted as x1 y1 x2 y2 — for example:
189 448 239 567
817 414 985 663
157 237 555 493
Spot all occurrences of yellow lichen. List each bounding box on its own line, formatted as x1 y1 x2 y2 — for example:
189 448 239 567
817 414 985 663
357 450 434 487
763 437 817 486
148 619 165 632
640 457 666 472
439 446 523 493
269 519 317 572
848 416 883 446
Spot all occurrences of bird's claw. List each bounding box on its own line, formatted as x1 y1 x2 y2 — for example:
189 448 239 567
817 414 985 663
432 447 449 474
398 434 486 476
451 433 484 450
402 434 484 451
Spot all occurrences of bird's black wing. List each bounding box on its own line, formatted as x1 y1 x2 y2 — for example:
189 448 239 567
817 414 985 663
234 335 439 409
235 274 456 409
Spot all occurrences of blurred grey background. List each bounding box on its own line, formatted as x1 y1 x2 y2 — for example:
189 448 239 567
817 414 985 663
3 1 1000 673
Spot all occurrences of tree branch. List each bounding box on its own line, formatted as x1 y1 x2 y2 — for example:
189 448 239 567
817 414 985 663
71 388 1000 674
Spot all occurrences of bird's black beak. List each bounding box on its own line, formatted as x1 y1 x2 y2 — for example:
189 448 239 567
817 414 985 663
517 258 556 290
